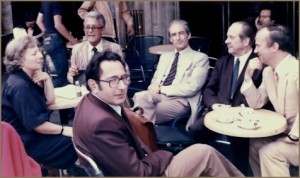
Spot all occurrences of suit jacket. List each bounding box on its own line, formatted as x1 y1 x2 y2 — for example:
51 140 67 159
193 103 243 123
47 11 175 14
68 39 123 83
203 51 263 108
73 93 173 176
78 1 133 40
242 55 299 135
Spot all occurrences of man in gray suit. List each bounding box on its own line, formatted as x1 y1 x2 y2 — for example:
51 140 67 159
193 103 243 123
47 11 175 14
67 11 123 84
241 24 299 176
133 20 209 129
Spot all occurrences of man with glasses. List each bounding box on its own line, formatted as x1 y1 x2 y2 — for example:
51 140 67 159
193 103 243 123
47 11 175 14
72 51 243 176
67 11 124 84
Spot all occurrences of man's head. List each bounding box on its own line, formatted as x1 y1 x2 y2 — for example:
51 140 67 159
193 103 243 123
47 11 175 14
83 11 106 46
257 2 276 29
168 20 191 51
225 21 255 57
254 24 292 66
86 51 130 105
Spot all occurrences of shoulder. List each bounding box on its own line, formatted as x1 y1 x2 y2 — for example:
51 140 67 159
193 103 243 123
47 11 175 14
103 40 122 50
73 41 88 51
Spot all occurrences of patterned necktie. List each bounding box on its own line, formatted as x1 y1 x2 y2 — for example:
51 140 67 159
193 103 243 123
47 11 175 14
163 52 180 86
230 58 240 99
92 47 98 54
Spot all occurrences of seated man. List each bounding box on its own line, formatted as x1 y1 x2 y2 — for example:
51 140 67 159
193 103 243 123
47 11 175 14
133 19 209 129
67 11 124 84
241 24 299 177
72 50 243 176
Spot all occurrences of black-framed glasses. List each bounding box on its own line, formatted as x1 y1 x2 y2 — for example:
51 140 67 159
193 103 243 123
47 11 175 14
84 25 104 31
99 74 131 88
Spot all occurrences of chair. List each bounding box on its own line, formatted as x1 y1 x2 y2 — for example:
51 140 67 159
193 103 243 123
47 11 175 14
189 36 211 55
123 48 145 82
72 140 104 176
102 35 118 43
132 35 164 76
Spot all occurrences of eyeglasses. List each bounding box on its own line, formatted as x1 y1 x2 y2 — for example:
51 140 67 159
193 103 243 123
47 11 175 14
99 74 131 88
84 25 104 31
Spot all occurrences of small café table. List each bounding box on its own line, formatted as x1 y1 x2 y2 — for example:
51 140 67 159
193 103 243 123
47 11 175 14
204 107 287 138
149 44 174 55
48 85 88 124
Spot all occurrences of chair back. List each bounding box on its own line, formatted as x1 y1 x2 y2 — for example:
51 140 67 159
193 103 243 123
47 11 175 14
189 36 211 55
72 140 104 176
132 35 164 72
123 48 145 81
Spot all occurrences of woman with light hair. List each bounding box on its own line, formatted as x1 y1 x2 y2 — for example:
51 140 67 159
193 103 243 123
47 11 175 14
2 35 77 170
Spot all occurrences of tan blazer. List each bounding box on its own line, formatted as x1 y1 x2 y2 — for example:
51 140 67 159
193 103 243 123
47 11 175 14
152 46 209 129
242 55 299 135
68 39 123 83
78 1 133 39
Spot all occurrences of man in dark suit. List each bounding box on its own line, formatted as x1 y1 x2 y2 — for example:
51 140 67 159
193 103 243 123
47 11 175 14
72 51 243 176
189 21 267 175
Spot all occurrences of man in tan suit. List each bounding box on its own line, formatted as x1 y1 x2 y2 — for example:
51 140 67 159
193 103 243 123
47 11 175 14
241 24 299 176
68 11 123 84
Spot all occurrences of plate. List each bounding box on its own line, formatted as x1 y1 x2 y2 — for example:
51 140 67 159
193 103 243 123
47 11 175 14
237 121 260 130
216 117 234 124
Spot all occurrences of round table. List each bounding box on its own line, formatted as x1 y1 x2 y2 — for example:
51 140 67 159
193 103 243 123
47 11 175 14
149 44 174 55
204 107 287 138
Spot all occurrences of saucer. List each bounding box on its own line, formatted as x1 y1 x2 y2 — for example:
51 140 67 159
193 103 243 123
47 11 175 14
216 117 234 124
237 121 260 130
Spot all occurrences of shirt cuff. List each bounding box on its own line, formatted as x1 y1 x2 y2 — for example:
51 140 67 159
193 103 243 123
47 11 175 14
241 80 254 93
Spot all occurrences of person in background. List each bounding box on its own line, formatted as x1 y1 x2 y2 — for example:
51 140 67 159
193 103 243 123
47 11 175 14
73 50 243 177
241 24 299 177
78 1 134 44
189 21 266 175
67 11 124 84
2 35 77 170
36 1 79 87
133 19 209 129
255 2 276 30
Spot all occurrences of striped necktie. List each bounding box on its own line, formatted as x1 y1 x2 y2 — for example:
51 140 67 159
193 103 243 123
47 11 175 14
230 58 240 99
163 52 180 86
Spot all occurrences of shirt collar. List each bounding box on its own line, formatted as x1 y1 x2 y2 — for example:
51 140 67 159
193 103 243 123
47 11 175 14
274 54 290 76
234 49 252 64
91 93 122 116
88 40 103 53
172 46 191 56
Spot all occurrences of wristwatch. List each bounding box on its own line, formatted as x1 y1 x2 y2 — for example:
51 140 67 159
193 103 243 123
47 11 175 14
288 134 299 142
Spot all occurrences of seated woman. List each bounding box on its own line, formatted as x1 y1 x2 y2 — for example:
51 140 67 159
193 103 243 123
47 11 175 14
2 35 77 169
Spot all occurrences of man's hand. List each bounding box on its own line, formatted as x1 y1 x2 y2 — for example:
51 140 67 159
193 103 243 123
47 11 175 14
245 57 263 82
68 66 79 77
148 84 160 95
211 103 231 110
277 136 296 144
127 25 135 36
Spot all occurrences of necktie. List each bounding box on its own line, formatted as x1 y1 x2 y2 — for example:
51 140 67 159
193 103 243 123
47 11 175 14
92 47 98 54
273 71 279 94
230 58 240 99
163 52 180 86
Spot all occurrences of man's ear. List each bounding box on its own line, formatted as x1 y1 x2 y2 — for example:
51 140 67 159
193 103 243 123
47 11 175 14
87 79 99 92
271 42 279 52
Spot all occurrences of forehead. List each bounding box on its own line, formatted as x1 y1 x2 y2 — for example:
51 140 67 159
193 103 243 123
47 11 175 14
169 23 185 33
100 60 125 77
260 9 271 16
255 28 269 42
84 17 101 25
227 23 242 36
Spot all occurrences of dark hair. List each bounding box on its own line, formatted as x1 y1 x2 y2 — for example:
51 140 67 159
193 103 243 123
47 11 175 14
265 24 292 53
85 51 126 91
259 2 277 21
24 11 35 22
235 21 256 46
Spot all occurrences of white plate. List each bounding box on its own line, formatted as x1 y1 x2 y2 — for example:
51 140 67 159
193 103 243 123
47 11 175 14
237 121 260 130
216 117 234 124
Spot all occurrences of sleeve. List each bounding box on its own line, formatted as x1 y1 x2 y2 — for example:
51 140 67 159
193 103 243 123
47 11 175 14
240 69 269 109
52 2 63 16
161 53 209 97
78 1 95 20
90 118 173 176
12 85 49 132
120 2 133 26
289 72 299 137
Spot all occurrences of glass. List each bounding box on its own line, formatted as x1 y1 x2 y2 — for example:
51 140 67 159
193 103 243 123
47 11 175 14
84 25 104 31
99 74 131 88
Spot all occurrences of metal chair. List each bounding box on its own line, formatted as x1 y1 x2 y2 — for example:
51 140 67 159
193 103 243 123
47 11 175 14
123 48 145 82
189 36 212 55
72 140 104 176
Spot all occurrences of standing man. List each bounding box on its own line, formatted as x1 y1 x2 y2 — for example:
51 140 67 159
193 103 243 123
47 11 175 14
133 20 208 129
67 11 124 84
73 51 243 176
241 24 299 176
36 1 79 87
189 21 265 175
78 1 134 44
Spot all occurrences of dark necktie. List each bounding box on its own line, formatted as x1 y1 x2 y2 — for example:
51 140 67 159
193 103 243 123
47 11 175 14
92 47 98 54
230 58 240 99
163 52 180 86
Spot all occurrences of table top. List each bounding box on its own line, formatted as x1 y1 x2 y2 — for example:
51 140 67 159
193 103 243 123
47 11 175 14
204 107 287 138
149 44 175 55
